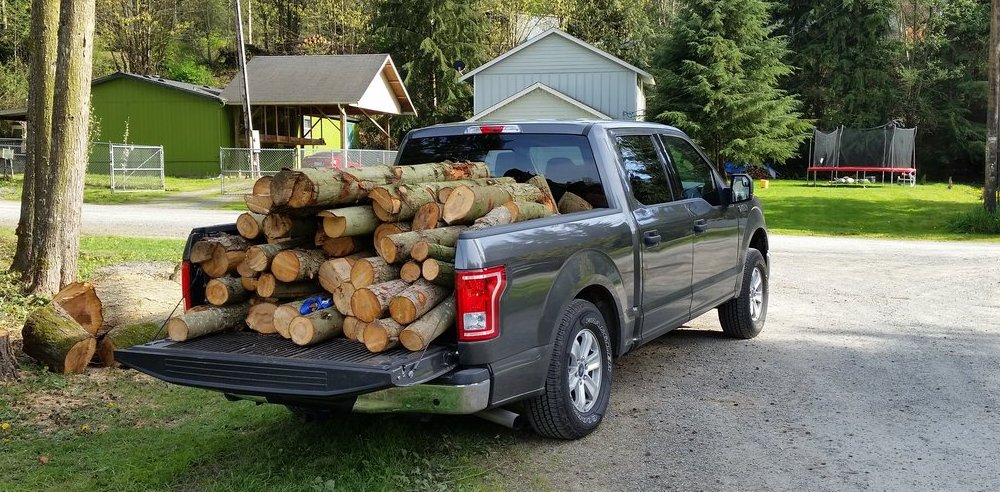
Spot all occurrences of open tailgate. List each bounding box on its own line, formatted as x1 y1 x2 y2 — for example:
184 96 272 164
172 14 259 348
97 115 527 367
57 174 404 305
116 332 458 398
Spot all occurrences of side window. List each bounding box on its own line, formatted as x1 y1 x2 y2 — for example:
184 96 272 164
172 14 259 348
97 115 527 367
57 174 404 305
615 134 673 206
661 136 721 206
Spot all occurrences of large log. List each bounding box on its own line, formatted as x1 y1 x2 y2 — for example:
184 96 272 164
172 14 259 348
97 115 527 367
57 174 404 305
399 295 455 351
273 299 310 338
388 279 451 325
342 316 364 341
268 169 298 207
527 175 559 213
206 277 251 306
350 257 401 288
558 191 594 214
351 279 410 323
284 166 395 209
399 176 516 199
21 305 96 374
443 183 547 224
375 184 438 222
391 161 490 183
271 249 327 282
290 308 345 346
96 321 163 368
246 300 278 334
333 283 356 316
319 206 379 238
412 202 442 231
236 212 265 239
51 282 102 336
255 273 319 299
263 213 316 240
421 259 455 287
0 330 18 380
373 222 411 258
191 234 249 264
400 260 422 283
504 200 554 222
76 267 182 339
380 226 467 264
411 241 456 262
363 318 405 353
167 304 250 342
468 206 513 231
319 257 358 293
244 241 303 272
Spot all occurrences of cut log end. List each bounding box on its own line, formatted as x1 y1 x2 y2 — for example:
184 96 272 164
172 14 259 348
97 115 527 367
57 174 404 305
400 261 422 283
442 186 476 224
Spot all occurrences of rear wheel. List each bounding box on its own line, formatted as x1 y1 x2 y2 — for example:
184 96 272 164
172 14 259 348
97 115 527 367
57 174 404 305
524 299 613 440
718 248 768 339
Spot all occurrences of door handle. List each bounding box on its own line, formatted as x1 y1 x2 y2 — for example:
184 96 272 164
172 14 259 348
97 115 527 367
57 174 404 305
643 230 661 246
693 219 708 234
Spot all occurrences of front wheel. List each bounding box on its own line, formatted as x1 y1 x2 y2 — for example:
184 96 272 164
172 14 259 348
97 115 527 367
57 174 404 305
524 299 613 440
718 248 768 339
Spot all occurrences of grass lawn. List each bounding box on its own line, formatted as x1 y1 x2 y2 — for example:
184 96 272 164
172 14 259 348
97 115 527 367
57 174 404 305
0 230 513 491
756 179 999 241
0 174 222 205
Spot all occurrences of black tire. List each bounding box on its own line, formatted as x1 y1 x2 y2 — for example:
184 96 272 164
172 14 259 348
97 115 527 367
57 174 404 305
718 248 768 339
524 299 613 440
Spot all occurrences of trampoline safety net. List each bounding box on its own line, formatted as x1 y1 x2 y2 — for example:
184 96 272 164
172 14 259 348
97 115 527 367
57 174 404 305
810 123 916 169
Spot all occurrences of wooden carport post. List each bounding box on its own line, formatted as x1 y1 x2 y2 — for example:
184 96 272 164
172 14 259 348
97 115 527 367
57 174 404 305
339 105 348 167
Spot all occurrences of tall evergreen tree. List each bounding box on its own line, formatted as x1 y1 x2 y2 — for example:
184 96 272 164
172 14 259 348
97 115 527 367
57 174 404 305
565 0 654 68
650 0 811 168
373 0 487 132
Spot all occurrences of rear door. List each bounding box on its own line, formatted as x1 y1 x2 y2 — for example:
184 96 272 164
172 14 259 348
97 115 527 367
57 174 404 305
612 132 695 339
658 134 741 312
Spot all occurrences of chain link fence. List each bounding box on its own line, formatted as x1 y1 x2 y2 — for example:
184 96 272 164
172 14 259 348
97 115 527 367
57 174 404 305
108 144 165 192
0 138 26 176
220 148 398 195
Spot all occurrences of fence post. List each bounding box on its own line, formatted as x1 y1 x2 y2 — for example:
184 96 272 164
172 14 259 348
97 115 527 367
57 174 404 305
109 144 116 192
159 145 165 191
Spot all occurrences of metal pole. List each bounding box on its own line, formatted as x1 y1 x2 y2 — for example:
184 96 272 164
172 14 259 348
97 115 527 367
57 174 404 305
234 0 258 178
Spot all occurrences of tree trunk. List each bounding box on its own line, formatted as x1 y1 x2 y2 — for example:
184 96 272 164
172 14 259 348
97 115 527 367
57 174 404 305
80 273 181 337
412 202 442 231
443 183 546 224
351 279 410 322
290 307 345 346
468 206 513 231
400 260 422 283
350 257 401 288
421 259 455 287
373 222 411 258
399 295 455 351
319 206 379 238
255 273 319 299
411 241 456 262
245 240 303 272
333 282 356 316
987 0 999 213
236 212 266 239
319 256 358 293
391 161 490 183
271 249 327 282
0 330 20 380
388 279 450 325
273 299 309 338
11 0 59 278
22 304 96 373
27 0 97 295
263 213 316 240
206 277 251 306
167 303 250 342
342 316 364 341
51 281 102 335
96 321 162 368
504 200 554 222
244 176 274 214
245 300 278 334
363 318 405 353
380 226 467 264
558 191 594 214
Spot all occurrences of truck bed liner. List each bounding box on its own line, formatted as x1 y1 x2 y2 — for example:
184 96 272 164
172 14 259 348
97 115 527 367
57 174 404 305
116 332 457 399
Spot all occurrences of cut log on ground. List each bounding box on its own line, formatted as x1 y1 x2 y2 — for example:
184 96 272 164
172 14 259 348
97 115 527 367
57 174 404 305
21 305 96 374
73 269 182 338
206 277 251 306
96 321 163 368
255 273 319 299
167 303 250 342
400 260 422 283
342 316 364 341
411 241 456 262
236 212 265 239
421 259 455 287
0 330 19 380
558 191 594 214
273 299 310 338
51 282 103 336
468 206 513 231
319 206 379 238
400 295 455 351
263 213 316 240
271 249 327 282
388 279 451 325
363 318 405 353
351 257 401 288
412 202 442 231
504 200 554 222
380 226 467 264
319 257 358 293
333 283 356 317
351 279 410 323
290 308 345 346
373 222 411 258
443 183 547 224
245 300 279 334
391 161 490 183
245 241 303 272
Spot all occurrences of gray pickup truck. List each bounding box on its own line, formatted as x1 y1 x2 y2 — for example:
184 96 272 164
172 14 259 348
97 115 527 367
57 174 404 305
118 121 770 440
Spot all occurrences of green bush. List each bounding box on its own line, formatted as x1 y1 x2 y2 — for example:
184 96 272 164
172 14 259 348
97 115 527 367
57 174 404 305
165 59 216 86
950 207 1000 235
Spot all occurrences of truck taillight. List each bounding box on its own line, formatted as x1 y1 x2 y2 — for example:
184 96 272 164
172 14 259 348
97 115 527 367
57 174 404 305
455 266 507 341
181 260 192 310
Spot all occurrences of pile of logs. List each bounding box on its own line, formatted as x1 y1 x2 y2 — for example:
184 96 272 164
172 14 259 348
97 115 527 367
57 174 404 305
168 161 589 353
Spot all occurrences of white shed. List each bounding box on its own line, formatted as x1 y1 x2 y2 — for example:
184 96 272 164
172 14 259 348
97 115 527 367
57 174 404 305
460 28 654 122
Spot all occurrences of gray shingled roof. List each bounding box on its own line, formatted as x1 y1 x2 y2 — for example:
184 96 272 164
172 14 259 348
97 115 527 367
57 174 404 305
92 72 226 103
219 55 415 115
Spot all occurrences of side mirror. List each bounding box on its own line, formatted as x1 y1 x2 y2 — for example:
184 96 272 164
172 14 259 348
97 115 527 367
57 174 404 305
728 174 753 204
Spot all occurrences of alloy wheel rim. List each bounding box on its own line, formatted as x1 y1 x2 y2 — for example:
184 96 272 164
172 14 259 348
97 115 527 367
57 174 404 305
749 266 764 322
568 328 602 413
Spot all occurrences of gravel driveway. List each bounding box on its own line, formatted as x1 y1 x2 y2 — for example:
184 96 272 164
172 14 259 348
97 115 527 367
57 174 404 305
508 234 1000 491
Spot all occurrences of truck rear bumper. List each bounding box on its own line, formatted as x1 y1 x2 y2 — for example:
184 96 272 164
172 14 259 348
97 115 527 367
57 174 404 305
352 371 491 414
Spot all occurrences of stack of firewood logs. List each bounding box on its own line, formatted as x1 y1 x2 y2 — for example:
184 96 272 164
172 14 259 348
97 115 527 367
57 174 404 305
169 161 592 353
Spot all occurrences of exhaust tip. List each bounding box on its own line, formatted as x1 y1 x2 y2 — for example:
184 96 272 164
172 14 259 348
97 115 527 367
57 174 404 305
474 407 523 430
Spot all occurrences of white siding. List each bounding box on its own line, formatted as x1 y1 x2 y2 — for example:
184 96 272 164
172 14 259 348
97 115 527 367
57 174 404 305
473 89 605 121
472 34 639 119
